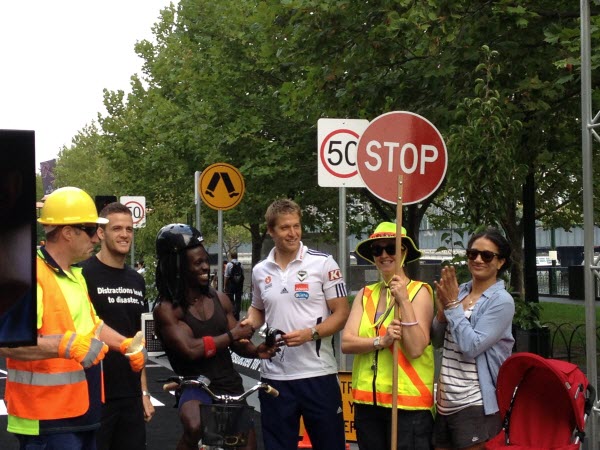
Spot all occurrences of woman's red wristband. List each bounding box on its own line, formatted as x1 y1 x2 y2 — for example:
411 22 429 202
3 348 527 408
202 336 216 358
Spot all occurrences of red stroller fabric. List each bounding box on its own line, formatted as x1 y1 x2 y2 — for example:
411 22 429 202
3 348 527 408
486 352 593 449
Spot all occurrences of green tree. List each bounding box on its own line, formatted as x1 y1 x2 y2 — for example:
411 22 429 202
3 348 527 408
53 0 599 292
53 123 115 197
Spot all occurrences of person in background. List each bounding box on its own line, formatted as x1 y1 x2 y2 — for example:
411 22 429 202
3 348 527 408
210 269 218 290
135 261 146 275
81 202 155 450
242 199 350 450
0 186 147 450
342 222 435 450
152 223 277 450
221 259 228 289
432 227 515 450
224 251 244 320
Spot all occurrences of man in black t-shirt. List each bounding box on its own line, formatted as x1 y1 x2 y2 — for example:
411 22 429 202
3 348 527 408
81 202 154 450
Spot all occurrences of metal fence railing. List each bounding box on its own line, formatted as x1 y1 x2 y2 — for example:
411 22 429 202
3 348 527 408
536 267 570 296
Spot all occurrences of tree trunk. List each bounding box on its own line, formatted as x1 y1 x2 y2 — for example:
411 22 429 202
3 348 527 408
405 201 431 280
522 170 539 303
501 202 524 296
250 222 267 268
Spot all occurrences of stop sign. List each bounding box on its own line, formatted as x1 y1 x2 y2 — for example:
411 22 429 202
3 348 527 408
356 111 447 204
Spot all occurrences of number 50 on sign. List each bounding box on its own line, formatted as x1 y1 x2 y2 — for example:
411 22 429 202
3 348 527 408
120 196 146 228
317 118 369 187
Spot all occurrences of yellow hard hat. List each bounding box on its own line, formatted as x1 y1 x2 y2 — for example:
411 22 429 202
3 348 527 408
38 187 109 225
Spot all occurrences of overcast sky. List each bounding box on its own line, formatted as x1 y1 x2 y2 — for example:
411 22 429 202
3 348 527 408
0 0 175 170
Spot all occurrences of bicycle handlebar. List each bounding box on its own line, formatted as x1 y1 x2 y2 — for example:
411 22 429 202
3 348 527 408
161 376 279 403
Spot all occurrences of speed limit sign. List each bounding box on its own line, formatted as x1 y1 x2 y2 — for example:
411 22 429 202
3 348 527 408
120 196 146 228
317 118 369 187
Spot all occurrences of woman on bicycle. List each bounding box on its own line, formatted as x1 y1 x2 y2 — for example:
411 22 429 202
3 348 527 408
153 224 277 450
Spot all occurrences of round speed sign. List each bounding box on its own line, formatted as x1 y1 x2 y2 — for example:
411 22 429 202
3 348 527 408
119 196 146 228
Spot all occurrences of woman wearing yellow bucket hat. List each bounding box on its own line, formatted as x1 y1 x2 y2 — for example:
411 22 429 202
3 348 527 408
342 222 434 450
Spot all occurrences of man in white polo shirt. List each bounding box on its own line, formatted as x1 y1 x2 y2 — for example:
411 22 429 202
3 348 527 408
243 198 349 450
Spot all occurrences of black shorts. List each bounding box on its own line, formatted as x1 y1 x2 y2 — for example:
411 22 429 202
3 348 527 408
97 396 146 450
354 403 433 450
433 405 501 449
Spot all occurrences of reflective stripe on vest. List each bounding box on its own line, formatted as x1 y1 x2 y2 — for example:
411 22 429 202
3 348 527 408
351 280 435 410
5 257 91 420
8 368 87 386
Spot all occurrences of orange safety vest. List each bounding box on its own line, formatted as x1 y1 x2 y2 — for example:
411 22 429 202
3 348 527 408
351 280 435 410
5 258 92 420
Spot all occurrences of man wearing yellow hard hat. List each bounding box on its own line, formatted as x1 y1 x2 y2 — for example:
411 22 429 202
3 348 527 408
0 186 147 450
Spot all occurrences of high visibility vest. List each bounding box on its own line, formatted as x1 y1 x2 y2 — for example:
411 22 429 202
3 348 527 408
351 280 435 410
5 257 92 420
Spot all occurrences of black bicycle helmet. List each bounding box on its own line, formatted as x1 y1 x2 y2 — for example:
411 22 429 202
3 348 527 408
156 223 204 257
155 223 204 308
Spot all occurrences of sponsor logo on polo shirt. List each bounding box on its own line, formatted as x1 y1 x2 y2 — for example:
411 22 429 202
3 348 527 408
264 275 272 290
328 269 342 281
294 283 309 299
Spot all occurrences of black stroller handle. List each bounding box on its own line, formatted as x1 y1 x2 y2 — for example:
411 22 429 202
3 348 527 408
584 383 596 416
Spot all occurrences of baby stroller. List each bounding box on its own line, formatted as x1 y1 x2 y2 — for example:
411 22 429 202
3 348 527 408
486 352 595 449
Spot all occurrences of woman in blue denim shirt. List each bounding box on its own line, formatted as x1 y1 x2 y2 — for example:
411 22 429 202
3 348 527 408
431 228 515 450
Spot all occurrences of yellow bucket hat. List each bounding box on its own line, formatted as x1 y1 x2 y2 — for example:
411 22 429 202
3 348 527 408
355 222 422 265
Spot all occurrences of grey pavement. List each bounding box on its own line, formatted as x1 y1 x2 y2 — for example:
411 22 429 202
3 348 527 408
539 294 586 305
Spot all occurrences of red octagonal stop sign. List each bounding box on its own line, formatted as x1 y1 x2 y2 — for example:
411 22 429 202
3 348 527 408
357 111 447 205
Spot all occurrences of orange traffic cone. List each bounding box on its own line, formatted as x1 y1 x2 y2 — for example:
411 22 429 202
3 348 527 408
297 432 351 449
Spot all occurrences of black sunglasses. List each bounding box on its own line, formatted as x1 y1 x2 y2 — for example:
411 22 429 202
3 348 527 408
371 243 396 257
72 224 98 238
466 249 499 263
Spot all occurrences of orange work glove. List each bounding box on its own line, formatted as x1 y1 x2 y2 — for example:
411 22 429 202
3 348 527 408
119 331 147 372
58 330 108 368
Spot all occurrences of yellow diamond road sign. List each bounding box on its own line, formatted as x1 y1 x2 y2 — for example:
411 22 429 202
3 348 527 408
199 163 245 210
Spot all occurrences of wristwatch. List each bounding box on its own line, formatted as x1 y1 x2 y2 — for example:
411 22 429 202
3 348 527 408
142 390 150 397
310 326 320 341
373 336 382 349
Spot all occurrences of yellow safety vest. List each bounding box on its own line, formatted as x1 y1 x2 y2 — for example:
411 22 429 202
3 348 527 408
351 280 434 409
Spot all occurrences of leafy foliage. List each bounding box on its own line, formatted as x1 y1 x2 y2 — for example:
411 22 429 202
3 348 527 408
51 0 599 283
513 296 543 330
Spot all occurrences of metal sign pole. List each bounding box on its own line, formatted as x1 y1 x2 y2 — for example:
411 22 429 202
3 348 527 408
218 209 224 292
195 171 202 233
580 0 598 443
131 232 135 268
338 186 347 371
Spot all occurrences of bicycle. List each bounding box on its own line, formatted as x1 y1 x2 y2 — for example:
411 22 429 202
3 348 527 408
162 375 279 450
